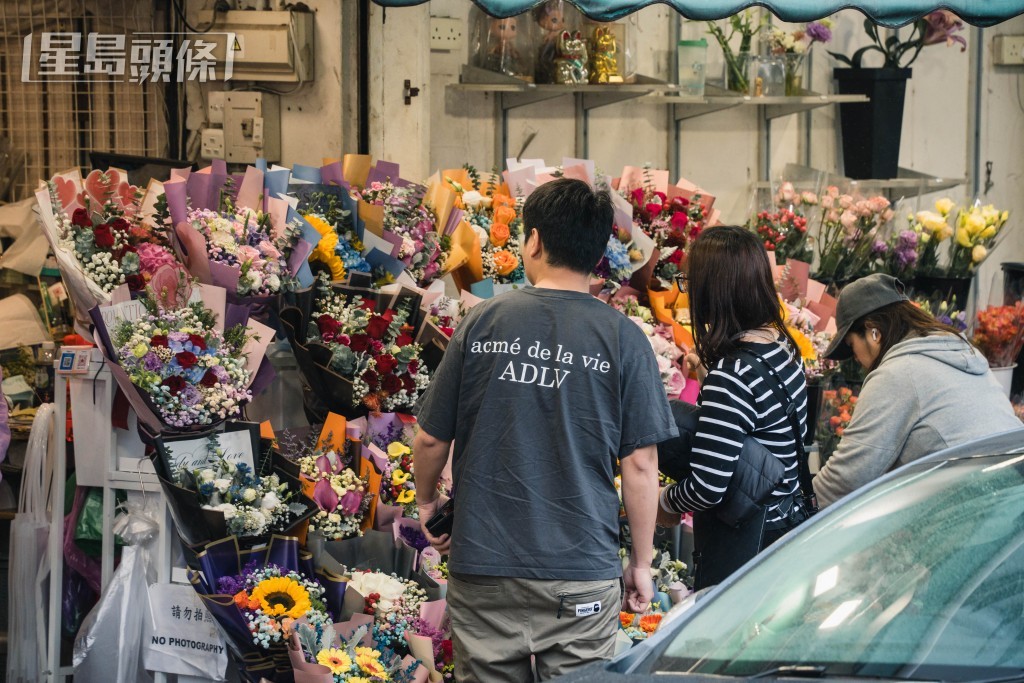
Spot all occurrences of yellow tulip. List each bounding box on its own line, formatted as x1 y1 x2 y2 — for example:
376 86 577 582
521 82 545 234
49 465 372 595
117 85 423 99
939 225 954 242
981 205 1000 225
934 197 956 216
1000 210 1010 223
387 442 411 459
972 245 988 263
396 489 415 504
981 225 997 239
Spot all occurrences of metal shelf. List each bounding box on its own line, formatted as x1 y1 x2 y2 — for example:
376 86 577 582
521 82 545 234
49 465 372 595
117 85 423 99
753 165 966 201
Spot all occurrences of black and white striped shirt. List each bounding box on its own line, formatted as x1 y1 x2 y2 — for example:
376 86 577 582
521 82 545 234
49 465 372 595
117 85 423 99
663 340 807 524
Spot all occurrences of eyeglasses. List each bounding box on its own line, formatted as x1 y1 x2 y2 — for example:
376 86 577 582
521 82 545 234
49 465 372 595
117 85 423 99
674 273 688 293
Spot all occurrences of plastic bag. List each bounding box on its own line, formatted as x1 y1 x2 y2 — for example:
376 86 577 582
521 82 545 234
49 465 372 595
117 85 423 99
72 499 159 683
6 404 55 683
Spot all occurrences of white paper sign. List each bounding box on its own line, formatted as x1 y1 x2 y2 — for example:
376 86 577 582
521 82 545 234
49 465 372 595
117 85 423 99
162 427 255 472
98 299 148 331
143 583 227 680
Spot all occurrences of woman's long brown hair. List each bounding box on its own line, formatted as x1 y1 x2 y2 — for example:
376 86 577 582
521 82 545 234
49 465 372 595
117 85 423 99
688 226 800 368
853 301 971 372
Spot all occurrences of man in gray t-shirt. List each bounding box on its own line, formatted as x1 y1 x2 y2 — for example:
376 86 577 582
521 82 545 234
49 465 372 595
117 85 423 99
414 178 677 682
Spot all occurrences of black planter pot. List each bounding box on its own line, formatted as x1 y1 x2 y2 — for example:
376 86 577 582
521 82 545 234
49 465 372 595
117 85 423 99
834 68 912 180
909 275 972 308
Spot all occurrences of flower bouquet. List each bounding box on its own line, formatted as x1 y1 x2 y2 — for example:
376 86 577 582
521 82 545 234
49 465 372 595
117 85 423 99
948 201 1011 278
298 186 373 283
280 276 433 419
616 166 718 290
289 620 429 683
903 199 956 277
609 294 688 399
767 20 833 95
149 423 317 562
817 385 858 466
164 162 323 308
34 167 180 335
972 303 1024 369
917 297 968 333
750 180 822 264
357 165 460 288
813 186 896 288
88 270 275 438
447 165 527 290
188 535 347 683
279 420 377 542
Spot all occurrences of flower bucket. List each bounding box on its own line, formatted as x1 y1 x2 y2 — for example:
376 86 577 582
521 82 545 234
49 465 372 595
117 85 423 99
834 68 912 180
909 275 972 309
992 364 1016 398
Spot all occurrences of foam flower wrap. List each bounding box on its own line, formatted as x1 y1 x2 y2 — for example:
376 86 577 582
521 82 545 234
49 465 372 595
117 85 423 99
87 269 276 439
34 167 181 337
280 276 439 420
163 162 322 311
188 536 347 683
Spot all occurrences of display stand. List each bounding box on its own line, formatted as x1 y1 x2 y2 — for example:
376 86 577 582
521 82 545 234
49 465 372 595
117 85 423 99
48 352 178 683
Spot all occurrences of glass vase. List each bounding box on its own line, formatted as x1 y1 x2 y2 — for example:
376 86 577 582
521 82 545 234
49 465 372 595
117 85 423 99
725 51 752 93
782 53 805 96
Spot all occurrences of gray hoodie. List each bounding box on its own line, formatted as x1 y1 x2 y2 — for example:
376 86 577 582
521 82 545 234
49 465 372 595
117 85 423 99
813 334 1022 507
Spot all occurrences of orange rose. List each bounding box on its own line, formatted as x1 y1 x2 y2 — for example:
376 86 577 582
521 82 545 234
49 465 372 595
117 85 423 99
493 249 519 276
233 591 250 608
489 222 511 247
493 206 517 225
492 194 514 210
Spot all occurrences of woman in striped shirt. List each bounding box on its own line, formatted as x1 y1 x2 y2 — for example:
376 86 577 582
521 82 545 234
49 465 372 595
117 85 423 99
657 226 808 585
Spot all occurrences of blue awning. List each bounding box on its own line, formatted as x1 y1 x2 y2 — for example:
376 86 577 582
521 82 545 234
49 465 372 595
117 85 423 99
373 0 1024 27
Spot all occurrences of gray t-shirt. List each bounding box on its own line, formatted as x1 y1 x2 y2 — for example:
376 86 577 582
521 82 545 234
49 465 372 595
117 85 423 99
415 287 678 580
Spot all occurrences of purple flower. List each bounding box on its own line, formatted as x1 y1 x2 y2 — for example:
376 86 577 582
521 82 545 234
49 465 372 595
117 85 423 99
313 478 339 512
179 384 201 406
339 490 363 515
871 240 888 255
212 365 230 382
806 22 832 44
399 525 429 552
142 352 163 372
216 574 246 595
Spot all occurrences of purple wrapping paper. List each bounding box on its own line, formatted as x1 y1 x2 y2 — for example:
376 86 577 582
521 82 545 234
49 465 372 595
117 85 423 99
366 160 400 186
164 178 189 225
210 260 241 292
444 206 464 236
319 161 347 188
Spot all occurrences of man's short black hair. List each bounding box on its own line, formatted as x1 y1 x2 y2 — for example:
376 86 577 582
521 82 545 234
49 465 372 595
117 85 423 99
522 178 614 275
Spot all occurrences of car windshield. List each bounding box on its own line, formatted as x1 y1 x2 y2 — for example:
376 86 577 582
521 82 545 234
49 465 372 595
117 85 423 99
653 452 1024 680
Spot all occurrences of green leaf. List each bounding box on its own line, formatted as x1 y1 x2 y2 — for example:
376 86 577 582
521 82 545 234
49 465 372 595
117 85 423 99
828 50 855 68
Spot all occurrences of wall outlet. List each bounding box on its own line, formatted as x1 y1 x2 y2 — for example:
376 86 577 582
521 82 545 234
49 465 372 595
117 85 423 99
207 90 225 125
993 35 1024 66
430 16 464 52
200 128 225 160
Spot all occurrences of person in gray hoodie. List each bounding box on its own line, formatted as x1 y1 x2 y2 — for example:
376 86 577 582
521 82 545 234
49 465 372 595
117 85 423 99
813 273 1021 507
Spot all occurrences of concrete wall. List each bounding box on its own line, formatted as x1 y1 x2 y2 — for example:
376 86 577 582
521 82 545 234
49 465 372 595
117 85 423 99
186 2 1024 304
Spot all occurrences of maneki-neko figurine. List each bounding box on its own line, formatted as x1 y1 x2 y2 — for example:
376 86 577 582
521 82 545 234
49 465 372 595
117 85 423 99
554 30 588 84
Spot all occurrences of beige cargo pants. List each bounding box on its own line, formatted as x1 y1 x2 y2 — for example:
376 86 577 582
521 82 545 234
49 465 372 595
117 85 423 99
447 573 621 682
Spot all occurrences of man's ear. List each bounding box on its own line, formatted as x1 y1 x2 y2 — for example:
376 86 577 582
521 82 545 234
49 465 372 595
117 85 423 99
525 227 542 259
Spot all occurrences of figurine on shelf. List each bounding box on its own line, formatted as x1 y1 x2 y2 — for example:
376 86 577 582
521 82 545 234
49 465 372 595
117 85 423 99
482 16 529 79
589 26 620 84
555 30 588 84
533 0 567 83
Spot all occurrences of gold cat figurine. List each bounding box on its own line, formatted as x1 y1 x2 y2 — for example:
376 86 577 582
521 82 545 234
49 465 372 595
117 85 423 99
589 26 619 84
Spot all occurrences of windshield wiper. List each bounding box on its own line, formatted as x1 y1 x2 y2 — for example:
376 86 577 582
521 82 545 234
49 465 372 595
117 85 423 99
749 665 829 679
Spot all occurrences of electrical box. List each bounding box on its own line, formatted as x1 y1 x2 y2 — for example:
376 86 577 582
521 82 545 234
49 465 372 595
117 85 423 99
993 35 1024 66
199 10 315 82
223 91 281 163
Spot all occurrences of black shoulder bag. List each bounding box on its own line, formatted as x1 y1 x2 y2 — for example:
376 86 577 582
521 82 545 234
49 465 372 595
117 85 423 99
659 347 815 589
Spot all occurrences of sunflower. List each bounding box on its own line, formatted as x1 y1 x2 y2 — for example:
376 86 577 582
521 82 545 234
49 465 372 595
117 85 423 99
316 647 353 675
305 213 346 281
356 650 386 678
250 576 311 618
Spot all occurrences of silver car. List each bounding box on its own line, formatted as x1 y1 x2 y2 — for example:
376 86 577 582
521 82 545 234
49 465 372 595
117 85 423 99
559 427 1024 682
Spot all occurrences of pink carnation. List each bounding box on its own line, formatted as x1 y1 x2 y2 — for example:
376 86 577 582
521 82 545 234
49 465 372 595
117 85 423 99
136 243 178 275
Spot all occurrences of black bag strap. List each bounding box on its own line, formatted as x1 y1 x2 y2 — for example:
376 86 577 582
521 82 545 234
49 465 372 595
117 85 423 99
733 347 819 514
